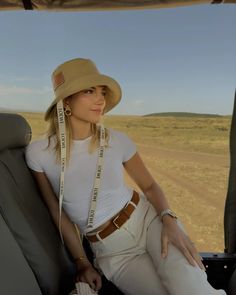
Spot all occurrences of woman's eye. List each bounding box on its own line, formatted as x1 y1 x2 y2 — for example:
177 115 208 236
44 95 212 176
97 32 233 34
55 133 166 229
84 89 93 94
83 89 106 96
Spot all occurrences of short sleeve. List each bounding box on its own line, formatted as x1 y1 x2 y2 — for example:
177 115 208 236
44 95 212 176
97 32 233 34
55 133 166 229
113 130 137 163
25 141 44 172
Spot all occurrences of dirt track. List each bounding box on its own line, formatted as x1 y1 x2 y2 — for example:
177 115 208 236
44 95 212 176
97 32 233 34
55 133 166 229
126 143 229 252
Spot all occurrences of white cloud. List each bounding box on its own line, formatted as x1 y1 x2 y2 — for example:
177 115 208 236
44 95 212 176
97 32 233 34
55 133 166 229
133 100 144 105
9 77 41 82
0 74 49 82
0 84 51 96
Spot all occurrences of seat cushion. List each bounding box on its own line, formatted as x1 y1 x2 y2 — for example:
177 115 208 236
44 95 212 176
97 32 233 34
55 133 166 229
0 214 42 295
228 269 236 295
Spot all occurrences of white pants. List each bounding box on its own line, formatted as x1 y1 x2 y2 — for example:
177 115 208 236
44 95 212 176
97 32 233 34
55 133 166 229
89 194 226 295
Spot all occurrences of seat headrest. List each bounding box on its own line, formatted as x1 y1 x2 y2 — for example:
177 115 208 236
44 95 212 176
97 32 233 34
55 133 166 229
0 113 31 151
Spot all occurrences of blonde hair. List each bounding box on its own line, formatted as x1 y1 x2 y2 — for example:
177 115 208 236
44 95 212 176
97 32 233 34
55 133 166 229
45 101 109 164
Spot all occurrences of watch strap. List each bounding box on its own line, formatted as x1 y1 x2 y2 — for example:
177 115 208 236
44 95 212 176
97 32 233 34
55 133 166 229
160 209 177 222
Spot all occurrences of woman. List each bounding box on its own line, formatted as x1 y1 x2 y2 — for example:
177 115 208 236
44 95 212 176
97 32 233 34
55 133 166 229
25 58 226 295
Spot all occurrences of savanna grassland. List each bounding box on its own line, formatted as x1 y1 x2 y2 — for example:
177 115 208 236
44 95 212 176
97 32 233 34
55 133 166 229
20 112 231 253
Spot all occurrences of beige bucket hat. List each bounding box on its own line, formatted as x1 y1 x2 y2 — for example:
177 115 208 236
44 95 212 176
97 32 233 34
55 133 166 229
45 58 122 121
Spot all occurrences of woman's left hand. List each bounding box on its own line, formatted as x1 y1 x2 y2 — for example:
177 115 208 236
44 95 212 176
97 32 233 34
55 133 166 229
161 216 206 271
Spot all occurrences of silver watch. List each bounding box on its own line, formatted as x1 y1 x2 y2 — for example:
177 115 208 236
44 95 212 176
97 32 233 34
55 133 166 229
160 209 177 222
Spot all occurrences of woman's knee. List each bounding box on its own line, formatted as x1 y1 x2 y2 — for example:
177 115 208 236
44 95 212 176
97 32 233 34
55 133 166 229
111 253 168 295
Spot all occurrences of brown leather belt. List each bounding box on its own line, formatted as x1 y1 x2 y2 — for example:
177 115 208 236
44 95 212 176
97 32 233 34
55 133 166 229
86 191 139 243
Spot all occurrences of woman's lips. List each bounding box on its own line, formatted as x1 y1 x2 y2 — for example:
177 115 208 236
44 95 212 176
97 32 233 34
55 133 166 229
91 109 102 114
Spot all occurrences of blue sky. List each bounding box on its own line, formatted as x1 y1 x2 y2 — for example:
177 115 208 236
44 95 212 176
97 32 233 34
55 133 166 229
0 4 235 115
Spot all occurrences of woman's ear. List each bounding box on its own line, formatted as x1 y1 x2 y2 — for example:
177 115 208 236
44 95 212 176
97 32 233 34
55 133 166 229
63 101 69 108
63 96 71 107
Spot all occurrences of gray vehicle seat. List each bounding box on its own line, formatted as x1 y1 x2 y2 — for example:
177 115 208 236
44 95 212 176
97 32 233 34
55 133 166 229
0 113 75 295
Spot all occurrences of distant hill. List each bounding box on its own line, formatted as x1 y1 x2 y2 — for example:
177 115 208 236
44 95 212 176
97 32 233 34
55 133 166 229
0 108 12 112
144 112 223 118
0 108 41 113
0 108 23 113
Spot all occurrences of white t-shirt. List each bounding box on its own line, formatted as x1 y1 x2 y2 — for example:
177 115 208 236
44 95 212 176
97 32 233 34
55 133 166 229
25 128 137 234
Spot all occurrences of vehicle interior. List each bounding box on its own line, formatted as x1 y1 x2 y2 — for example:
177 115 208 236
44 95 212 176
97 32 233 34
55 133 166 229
0 1 236 295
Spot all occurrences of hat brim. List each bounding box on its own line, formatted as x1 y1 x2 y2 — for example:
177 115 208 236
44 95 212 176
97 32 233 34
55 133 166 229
45 74 121 121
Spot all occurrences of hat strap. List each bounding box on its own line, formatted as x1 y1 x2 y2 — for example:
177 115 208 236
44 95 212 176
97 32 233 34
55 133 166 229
56 101 106 244
56 100 67 244
87 124 105 228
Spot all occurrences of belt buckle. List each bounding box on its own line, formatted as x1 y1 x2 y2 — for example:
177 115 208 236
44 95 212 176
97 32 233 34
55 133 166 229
112 215 120 229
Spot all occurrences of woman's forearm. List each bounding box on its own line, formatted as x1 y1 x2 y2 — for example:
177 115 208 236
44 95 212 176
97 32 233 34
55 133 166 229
51 208 91 268
143 181 170 215
31 171 91 269
123 153 171 216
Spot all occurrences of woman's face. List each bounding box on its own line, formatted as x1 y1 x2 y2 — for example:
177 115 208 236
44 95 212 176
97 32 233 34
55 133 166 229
65 85 106 124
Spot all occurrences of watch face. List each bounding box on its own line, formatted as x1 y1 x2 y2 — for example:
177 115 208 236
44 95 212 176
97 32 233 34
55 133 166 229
170 212 177 218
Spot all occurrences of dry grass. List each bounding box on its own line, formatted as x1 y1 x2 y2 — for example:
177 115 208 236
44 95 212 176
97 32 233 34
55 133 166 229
20 112 231 253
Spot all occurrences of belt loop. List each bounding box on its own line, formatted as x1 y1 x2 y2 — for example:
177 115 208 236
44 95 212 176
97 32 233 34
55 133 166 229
129 200 137 208
95 232 104 243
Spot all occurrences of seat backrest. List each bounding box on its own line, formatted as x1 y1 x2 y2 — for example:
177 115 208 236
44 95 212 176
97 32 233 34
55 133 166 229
224 90 236 293
0 113 75 295
224 90 236 254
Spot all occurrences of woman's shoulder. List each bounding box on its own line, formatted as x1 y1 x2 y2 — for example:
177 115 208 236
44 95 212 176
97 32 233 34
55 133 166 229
27 138 47 148
26 137 55 154
107 127 124 137
107 128 135 146
25 137 56 172
108 128 131 140
106 128 136 161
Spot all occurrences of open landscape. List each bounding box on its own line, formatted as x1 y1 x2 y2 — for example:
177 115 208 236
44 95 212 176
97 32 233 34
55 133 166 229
20 112 231 253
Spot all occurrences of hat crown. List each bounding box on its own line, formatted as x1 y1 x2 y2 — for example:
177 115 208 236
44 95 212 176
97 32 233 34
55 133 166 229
52 58 100 91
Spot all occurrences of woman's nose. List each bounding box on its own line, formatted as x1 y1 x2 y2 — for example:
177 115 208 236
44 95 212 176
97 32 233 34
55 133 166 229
95 90 106 104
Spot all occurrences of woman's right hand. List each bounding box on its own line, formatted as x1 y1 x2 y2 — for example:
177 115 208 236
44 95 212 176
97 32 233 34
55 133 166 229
76 260 102 292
